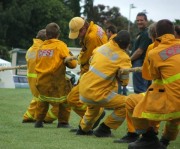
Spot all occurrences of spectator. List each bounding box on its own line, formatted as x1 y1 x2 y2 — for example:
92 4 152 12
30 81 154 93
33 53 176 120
130 12 152 93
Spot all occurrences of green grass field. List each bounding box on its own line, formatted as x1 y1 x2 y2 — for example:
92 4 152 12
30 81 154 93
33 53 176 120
0 88 179 149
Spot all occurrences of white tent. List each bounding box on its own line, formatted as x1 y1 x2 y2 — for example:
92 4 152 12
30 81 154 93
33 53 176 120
0 58 15 88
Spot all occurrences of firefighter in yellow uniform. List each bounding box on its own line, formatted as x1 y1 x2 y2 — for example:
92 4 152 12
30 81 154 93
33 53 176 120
22 29 46 123
67 17 108 130
114 22 159 143
22 30 72 127
78 30 132 136
128 19 180 149
34 22 77 128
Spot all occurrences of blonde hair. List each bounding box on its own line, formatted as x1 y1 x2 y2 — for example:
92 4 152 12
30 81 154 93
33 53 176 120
148 22 157 40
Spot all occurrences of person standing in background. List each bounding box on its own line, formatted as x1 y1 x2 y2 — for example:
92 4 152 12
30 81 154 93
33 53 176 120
130 12 152 93
106 25 117 40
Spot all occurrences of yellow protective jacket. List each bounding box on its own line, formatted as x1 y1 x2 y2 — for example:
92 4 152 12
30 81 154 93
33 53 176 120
79 40 132 103
133 34 180 121
142 40 159 80
78 21 108 75
26 39 43 98
35 39 77 102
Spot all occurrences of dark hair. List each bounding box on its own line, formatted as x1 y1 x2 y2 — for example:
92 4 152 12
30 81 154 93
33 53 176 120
113 30 130 49
106 25 117 34
46 22 60 39
137 12 147 21
156 19 174 37
175 25 180 36
36 29 46 41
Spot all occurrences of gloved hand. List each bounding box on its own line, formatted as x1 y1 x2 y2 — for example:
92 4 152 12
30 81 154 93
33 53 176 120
64 56 77 64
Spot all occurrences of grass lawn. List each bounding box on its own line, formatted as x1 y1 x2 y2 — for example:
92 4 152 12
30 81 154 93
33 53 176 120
0 88 179 149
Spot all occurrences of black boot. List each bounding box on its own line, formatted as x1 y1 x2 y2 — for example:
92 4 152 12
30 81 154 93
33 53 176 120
92 110 106 129
160 137 169 149
57 122 71 128
43 120 53 124
34 121 43 128
114 132 139 143
128 128 161 149
22 119 35 123
70 111 106 132
94 122 112 137
76 125 93 135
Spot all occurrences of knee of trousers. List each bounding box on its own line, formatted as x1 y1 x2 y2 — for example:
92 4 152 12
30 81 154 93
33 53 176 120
126 97 136 111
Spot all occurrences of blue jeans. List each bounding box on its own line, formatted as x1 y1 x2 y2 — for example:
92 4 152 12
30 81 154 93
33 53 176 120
132 60 151 93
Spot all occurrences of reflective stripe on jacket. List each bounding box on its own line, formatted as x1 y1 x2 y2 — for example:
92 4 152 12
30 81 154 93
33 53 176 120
78 21 108 75
79 40 132 103
133 34 180 120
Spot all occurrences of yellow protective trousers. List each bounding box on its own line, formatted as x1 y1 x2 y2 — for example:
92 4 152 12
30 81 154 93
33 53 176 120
23 97 37 121
67 84 87 118
126 93 179 140
23 99 71 123
126 93 160 133
80 93 126 132
44 101 71 123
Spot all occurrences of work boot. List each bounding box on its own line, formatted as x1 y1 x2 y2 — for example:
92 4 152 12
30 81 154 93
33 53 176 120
57 122 71 128
70 111 106 132
92 110 106 129
22 119 35 123
76 125 93 136
114 132 139 143
159 137 169 149
43 120 53 124
34 121 43 128
94 122 112 137
128 129 161 149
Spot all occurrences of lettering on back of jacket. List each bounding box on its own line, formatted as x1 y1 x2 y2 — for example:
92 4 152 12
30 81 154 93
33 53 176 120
38 49 54 58
159 45 180 60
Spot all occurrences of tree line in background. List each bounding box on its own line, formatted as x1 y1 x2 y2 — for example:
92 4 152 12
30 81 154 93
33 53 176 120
0 0 179 61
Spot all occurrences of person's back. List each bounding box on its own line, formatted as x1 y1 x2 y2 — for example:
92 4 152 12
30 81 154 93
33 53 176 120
80 39 131 101
34 22 77 128
26 29 46 97
36 23 77 99
22 29 46 123
128 19 180 149
78 30 132 137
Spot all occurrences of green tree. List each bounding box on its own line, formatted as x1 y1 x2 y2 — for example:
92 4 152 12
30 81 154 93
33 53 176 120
0 0 74 49
63 0 81 16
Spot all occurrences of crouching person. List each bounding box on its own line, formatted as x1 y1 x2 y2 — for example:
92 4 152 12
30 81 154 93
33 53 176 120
128 19 180 149
77 30 132 136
